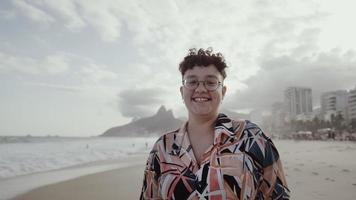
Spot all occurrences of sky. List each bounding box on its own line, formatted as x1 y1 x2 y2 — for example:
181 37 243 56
0 0 356 137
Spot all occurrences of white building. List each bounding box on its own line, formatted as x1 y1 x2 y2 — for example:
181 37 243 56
284 87 313 121
320 90 348 121
348 87 356 122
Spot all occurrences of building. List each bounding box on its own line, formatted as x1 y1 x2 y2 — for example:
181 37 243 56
271 102 286 129
284 87 313 121
348 86 356 122
320 90 348 121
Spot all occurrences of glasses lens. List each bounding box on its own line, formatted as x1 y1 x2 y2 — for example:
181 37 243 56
184 79 198 90
205 78 219 90
183 77 220 91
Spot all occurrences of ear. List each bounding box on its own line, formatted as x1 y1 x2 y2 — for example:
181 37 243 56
222 85 227 99
180 86 183 98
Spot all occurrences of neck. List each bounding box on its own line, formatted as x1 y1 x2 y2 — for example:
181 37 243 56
187 113 218 136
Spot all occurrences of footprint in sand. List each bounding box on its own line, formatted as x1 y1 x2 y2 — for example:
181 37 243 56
328 164 335 168
312 172 319 175
325 177 335 182
352 183 356 186
341 169 350 172
293 168 301 172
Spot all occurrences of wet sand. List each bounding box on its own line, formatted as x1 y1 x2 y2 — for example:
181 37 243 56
11 165 145 200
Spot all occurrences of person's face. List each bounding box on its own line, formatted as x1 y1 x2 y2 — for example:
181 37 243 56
180 65 227 118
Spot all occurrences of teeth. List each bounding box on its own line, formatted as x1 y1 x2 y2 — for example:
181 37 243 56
193 97 209 102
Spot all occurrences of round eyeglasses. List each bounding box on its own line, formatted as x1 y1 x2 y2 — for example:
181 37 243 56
182 78 222 91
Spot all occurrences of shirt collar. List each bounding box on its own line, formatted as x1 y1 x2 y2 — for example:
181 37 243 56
171 122 198 167
213 113 240 144
171 114 245 168
175 113 241 150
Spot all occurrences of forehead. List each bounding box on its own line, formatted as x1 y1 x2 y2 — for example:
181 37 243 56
183 65 223 79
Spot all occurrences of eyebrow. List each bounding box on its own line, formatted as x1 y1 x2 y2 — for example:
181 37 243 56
185 75 218 79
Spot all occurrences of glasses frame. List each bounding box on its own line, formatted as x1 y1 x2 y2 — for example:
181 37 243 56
182 78 223 91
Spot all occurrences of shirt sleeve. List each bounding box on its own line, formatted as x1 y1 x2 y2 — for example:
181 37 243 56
140 142 162 200
257 136 290 200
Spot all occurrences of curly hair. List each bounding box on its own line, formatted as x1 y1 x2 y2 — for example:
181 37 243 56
179 47 228 79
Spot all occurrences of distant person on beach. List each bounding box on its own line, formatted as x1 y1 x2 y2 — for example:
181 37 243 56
140 48 290 199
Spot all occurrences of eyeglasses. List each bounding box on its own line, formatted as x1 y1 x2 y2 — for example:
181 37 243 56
182 77 222 91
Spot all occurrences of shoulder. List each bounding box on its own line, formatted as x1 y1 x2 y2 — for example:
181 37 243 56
150 128 180 152
242 120 269 139
144 129 179 170
239 120 280 168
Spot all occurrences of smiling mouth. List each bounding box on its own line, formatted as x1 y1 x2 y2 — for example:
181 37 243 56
192 97 212 102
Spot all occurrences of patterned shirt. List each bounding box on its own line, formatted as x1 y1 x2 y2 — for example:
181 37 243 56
140 114 290 200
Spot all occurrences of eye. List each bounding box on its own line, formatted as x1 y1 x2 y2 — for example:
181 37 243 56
186 79 198 86
206 79 218 86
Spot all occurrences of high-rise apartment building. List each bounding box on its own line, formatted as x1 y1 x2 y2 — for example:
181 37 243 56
284 87 313 120
348 87 356 122
320 90 348 121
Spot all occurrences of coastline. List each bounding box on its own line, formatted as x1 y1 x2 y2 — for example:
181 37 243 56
11 165 145 200
1 154 147 200
4 140 356 200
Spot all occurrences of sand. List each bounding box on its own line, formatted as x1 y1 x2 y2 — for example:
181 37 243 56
11 165 145 200
10 140 356 200
278 140 356 200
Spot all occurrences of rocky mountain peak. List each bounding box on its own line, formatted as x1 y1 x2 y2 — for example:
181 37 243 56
156 105 167 115
101 105 183 137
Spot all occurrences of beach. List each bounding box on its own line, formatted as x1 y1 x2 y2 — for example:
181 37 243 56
11 165 145 200
6 140 356 200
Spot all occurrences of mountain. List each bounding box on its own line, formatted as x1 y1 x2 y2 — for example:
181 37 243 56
100 106 183 137
220 108 250 120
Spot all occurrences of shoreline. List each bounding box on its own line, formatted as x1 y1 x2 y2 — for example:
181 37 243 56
11 165 145 200
0 154 148 200
3 140 356 200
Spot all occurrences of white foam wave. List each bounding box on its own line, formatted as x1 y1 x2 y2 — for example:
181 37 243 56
0 136 157 179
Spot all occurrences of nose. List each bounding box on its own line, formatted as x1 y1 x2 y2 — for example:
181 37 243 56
195 81 208 92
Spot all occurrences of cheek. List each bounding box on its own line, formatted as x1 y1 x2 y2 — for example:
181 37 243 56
213 92 223 101
182 90 192 101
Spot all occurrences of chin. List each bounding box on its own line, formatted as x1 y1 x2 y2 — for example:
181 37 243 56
190 108 218 117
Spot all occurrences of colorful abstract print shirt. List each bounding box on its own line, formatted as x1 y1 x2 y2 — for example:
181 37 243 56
140 114 290 200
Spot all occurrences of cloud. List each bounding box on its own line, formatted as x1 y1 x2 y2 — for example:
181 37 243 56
118 87 166 118
8 0 332 72
76 1 122 42
40 0 86 31
0 52 38 74
225 48 356 111
13 0 55 24
11 0 124 41
0 51 118 86
5 0 356 115
0 52 69 75
41 54 70 74
79 63 118 83
0 9 16 19
24 82 82 93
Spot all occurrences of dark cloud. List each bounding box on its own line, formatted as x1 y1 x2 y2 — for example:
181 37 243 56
226 48 356 111
118 88 165 118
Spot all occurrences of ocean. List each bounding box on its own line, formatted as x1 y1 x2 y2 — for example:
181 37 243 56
0 136 158 199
